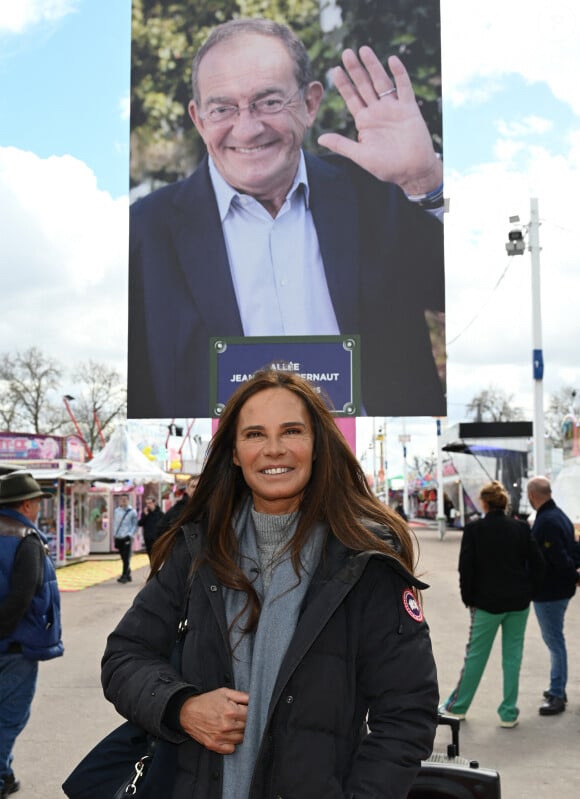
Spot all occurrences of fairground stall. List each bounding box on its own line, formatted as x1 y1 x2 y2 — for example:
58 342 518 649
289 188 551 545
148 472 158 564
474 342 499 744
0 427 173 564
441 421 534 524
552 413 580 533
78 424 172 555
0 431 90 566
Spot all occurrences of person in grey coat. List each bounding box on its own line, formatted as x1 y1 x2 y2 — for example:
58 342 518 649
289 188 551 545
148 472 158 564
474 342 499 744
102 369 438 799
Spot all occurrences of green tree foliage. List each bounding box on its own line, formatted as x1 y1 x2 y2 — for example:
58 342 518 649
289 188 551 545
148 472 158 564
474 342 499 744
334 0 441 143
130 0 441 187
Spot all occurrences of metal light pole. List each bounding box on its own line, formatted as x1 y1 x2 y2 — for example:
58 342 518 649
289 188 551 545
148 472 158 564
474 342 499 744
376 424 385 501
399 419 411 518
436 418 446 540
506 199 545 475
529 198 546 475
372 417 377 492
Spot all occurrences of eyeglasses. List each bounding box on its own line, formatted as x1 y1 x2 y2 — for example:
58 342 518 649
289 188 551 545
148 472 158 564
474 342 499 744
200 88 304 125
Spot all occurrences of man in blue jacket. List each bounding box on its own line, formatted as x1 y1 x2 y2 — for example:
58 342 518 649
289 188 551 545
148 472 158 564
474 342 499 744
0 472 64 797
528 476 579 715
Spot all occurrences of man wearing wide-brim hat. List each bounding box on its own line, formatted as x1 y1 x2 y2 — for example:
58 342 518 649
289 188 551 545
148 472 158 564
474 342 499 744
0 472 64 798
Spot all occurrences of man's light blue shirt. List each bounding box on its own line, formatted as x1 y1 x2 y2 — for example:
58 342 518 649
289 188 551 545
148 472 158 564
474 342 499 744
208 153 340 336
113 505 138 539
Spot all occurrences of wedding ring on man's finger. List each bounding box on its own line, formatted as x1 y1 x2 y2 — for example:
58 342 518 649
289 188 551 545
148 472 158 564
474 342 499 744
378 88 397 98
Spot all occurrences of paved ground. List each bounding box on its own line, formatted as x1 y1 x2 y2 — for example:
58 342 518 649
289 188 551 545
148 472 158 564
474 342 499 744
56 553 149 592
13 522 580 797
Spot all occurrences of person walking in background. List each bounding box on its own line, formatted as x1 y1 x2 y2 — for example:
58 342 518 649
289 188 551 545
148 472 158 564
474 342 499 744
101 369 438 798
527 476 579 716
155 475 200 539
0 472 64 798
112 494 138 584
440 480 545 728
137 495 164 559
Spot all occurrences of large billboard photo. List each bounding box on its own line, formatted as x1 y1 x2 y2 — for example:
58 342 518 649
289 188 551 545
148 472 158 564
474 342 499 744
127 0 445 418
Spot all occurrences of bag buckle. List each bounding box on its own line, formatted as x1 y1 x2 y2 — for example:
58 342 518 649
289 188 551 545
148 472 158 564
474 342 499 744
124 754 152 796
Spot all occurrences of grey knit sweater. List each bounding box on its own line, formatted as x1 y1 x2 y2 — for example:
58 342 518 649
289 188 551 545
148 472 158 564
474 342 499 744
251 509 298 592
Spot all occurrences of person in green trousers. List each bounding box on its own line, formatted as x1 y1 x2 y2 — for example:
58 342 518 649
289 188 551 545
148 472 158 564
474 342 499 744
440 480 545 728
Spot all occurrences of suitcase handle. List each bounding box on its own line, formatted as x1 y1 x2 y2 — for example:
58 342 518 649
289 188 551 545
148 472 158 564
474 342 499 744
436 713 460 757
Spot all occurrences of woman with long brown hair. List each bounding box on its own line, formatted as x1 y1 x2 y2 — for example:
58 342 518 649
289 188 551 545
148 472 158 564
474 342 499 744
102 369 438 799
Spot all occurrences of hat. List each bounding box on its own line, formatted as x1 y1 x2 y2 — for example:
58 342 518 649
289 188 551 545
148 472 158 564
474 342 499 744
0 472 51 504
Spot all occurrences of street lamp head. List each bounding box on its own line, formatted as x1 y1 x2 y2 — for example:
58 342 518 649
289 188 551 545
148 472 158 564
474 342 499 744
506 228 525 256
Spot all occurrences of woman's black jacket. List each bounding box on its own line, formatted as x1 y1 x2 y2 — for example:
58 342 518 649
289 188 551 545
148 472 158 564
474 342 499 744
101 523 438 799
459 510 545 612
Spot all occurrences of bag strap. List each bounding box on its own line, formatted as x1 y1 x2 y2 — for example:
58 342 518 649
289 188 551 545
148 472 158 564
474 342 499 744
114 508 131 537
175 522 204 642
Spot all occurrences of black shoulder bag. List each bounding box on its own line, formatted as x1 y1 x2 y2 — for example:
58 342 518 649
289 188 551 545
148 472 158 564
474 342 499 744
62 524 201 799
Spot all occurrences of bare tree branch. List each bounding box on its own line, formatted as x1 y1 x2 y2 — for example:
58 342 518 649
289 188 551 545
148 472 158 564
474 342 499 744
0 348 64 433
70 360 127 452
465 386 525 423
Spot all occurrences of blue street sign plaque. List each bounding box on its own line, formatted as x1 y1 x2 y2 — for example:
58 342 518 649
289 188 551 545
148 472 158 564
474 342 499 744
209 335 361 417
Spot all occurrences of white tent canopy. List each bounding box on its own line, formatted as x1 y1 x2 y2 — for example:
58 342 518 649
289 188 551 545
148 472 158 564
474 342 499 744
79 424 170 483
553 458 580 527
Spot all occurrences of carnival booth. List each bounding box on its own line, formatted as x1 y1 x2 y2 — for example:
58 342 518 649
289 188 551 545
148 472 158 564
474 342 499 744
552 458 580 533
0 431 90 566
554 415 580 532
81 424 172 554
441 421 533 522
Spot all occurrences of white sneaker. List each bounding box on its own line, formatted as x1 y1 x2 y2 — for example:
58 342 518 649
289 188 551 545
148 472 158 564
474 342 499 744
500 718 519 728
438 704 466 721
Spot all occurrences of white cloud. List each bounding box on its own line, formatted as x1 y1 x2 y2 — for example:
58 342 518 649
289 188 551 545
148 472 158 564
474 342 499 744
119 95 130 121
441 0 580 114
496 116 554 138
493 138 524 162
0 0 80 34
0 146 128 376
443 138 580 422
433 0 580 481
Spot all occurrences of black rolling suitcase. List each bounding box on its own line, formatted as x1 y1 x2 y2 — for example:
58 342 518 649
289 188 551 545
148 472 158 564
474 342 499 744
408 714 501 798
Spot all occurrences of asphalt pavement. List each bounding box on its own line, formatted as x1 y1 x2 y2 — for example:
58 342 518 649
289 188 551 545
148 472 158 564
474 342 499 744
13 522 580 798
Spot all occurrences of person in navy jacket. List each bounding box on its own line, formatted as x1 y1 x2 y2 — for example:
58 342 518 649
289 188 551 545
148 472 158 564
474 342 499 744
528 476 579 715
0 472 64 797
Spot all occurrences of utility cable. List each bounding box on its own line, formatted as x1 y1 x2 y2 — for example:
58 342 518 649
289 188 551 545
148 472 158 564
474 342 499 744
447 258 515 347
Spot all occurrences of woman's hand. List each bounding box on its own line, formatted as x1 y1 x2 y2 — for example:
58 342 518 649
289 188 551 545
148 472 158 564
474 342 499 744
179 688 249 754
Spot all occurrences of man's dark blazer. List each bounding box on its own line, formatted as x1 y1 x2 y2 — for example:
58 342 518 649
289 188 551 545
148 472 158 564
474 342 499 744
128 152 445 418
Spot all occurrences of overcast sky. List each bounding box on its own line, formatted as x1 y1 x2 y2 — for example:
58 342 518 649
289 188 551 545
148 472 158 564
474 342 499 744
0 0 578 476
